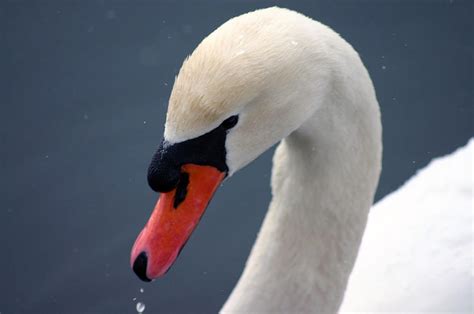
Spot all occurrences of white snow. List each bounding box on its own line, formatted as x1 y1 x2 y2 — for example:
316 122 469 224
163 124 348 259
340 138 473 313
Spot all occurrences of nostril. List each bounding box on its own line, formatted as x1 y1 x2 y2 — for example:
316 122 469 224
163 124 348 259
173 172 189 208
133 252 151 282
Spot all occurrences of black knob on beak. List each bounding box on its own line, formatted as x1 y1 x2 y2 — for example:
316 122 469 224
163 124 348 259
147 141 180 192
147 162 180 192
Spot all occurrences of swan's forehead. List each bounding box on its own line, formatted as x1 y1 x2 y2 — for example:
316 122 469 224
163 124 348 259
163 29 263 142
164 80 252 143
164 92 228 143
164 68 251 143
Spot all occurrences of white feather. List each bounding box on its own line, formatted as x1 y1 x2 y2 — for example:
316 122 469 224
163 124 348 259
163 6 472 313
340 139 473 313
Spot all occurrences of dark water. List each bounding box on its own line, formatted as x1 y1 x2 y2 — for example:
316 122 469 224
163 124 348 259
1 1 472 313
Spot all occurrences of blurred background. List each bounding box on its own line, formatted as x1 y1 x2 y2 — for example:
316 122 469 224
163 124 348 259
1 0 472 313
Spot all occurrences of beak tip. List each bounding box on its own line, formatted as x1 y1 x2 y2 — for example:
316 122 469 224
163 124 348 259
132 251 152 282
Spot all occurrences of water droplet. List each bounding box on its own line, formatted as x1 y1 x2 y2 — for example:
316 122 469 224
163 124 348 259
143 121 147 125
140 288 144 293
132 297 137 301
45 155 49 159
83 114 89 120
164 82 168 86
381 65 387 70
136 302 146 313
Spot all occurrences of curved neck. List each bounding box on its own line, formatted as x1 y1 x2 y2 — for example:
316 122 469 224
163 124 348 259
221 56 382 313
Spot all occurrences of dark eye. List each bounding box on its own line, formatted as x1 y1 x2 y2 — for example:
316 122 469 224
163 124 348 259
221 115 238 130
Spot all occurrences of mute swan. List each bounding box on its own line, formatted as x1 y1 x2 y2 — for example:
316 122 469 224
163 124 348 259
130 7 473 313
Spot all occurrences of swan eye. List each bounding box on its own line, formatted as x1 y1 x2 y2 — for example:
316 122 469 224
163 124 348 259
221 115 239 130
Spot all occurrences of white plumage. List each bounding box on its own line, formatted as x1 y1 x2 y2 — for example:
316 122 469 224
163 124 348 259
161 7 472 313
340 139 473 313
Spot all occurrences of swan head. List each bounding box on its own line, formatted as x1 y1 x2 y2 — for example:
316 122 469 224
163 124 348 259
131 7 334 281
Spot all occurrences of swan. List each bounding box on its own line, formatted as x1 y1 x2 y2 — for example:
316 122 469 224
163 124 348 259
130 7 473 313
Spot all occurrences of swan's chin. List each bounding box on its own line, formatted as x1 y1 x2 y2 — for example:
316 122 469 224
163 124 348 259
130 164 225 281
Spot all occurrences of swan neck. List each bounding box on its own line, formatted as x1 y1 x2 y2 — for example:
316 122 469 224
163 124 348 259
222 63 381 313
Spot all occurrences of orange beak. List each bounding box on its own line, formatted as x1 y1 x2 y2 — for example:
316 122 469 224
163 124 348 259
130 164 225 281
